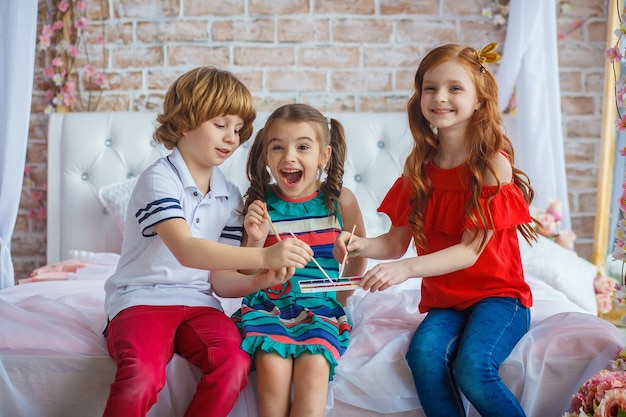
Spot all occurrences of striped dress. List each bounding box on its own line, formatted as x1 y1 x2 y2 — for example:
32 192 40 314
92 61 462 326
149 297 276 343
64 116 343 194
232 187 351 380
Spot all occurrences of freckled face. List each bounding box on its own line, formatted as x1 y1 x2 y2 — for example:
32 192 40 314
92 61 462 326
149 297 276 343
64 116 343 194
265 121 330 199
420 60 480 134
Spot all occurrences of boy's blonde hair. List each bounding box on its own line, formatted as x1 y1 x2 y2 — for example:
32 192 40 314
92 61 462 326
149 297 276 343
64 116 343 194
154 67 256 150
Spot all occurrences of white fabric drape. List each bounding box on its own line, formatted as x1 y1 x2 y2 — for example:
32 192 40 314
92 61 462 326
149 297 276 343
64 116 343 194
0 1 38 288
496 0 571 230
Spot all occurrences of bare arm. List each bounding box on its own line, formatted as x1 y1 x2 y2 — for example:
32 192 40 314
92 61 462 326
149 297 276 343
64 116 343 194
211 267 295 298
154 218 312 271
360 228 492 291
335 188 367 306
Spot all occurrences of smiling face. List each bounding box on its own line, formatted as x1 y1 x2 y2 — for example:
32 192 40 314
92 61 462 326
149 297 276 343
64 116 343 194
420 60 480 135
265 120 331 199
178 114 244 171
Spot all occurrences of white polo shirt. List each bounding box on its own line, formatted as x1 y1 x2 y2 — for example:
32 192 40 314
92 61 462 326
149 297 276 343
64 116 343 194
104 147 244 320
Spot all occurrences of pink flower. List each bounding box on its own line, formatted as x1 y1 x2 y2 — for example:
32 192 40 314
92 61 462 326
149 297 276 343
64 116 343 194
546 199 563 221
84 64 97 76
555 229 577 250
76 0 87 11
597 293 614 314
38 34 51 49
43 66 55 78
620 147 626 156
571 370 626 414
67 45 79 57
616 115 626 132
596 388 626 417
535 212 557 237
29 190 43 202
52 57 64 67
41 24 54 37
58 0 70 13
606 46 623 63
74 17 88 30
96 35 104 44
595 275 617 294
52 20 64 30
557 31 567 40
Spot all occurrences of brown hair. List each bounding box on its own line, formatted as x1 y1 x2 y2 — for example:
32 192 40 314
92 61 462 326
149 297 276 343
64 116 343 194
244 103 347 217
405 44 536 250
153 66 256 150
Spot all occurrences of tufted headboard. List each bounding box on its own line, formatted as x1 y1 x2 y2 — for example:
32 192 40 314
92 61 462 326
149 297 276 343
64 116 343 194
47 111 413 263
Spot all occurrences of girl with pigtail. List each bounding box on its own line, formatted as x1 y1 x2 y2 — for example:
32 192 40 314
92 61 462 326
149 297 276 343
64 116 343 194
233 103 367 417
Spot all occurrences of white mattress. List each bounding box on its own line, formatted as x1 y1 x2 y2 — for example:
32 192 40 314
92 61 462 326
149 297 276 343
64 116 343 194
0 254 623 417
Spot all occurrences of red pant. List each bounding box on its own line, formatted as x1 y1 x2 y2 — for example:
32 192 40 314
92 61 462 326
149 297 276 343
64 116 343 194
102 305 251 417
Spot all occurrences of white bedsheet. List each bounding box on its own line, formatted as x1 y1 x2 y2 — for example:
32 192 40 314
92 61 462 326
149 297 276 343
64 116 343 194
0 257 624 417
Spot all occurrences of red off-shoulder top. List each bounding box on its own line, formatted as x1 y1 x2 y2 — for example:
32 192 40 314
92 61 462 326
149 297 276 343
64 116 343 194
378 162 532 312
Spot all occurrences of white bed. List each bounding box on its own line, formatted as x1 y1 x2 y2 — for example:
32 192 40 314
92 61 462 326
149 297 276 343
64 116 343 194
1 111 623 417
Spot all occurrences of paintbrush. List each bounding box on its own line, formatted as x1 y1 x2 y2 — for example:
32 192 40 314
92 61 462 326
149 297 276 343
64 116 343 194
338 224 356 278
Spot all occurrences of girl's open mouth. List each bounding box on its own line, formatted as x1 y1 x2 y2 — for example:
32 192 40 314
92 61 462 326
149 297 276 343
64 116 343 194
281 169 302 186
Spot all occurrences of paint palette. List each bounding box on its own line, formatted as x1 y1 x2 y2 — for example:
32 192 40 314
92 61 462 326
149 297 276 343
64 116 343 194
298 276 362 293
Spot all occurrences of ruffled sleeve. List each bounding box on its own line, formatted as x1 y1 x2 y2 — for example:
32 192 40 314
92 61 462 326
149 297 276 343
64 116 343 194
377 176 413 227
463 182 531 230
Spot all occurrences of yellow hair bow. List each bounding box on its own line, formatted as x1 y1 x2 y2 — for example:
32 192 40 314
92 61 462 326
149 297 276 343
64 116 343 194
476 42 501 71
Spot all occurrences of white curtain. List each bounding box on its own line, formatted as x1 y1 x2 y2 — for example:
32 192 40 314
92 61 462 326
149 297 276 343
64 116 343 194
0 1 38 289
496 0 571 230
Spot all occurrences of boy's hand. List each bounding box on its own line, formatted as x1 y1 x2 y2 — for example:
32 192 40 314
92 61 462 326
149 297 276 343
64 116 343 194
263 238 312 270
244 200 270 244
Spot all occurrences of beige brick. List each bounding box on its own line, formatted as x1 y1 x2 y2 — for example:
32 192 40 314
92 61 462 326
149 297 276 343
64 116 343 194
213 19 275 42
459 21 507 48
396 19 458 45
86 0 111 20
445 1 486 16
92 94 132 111
167 45 229 67
254 96 298 112
364 45 421 68
298 95 357 112
85 22 134 45
587 20 610 42
574 241 593 262
559 70 583 92
585 71 607 93
360 95 409 112
331 71 391 92
564 140 597 164
146 69 185 90
133 93 166 111
578 191 598 213
112 0 179 18
561 96 596 116
333 19 393 43
234 46 295 66
138 21 209 43
185 0 245 16
571 214 597 239
249 0 310 15
299 46 360 68
380 0 438 15
267 71 327 92
100 71 144 90
315 0 374 15
559 42 605 68
278 18 330 43
564 118 603 138
112 46 164 68
566 165 600 189
397 69 417 92
232 70 264 92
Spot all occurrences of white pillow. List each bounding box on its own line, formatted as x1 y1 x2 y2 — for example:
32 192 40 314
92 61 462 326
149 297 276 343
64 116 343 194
519 233 598 315
98 177 138 235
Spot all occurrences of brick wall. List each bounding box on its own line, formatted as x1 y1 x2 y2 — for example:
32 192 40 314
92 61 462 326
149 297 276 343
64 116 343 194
12 0 609 280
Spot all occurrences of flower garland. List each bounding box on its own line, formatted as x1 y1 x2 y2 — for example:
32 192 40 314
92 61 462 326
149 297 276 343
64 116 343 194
607 5 626 320
38 0 108 113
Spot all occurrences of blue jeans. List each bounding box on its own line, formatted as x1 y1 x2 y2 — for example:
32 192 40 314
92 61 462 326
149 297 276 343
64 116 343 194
406 297 529 417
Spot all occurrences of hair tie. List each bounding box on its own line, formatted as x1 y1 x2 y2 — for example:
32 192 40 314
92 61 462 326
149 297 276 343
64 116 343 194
327 117 332 131
476 42 501 72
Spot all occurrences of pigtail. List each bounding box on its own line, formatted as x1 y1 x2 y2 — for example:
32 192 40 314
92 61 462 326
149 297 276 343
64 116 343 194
319 118 346 217
243 127 272 214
